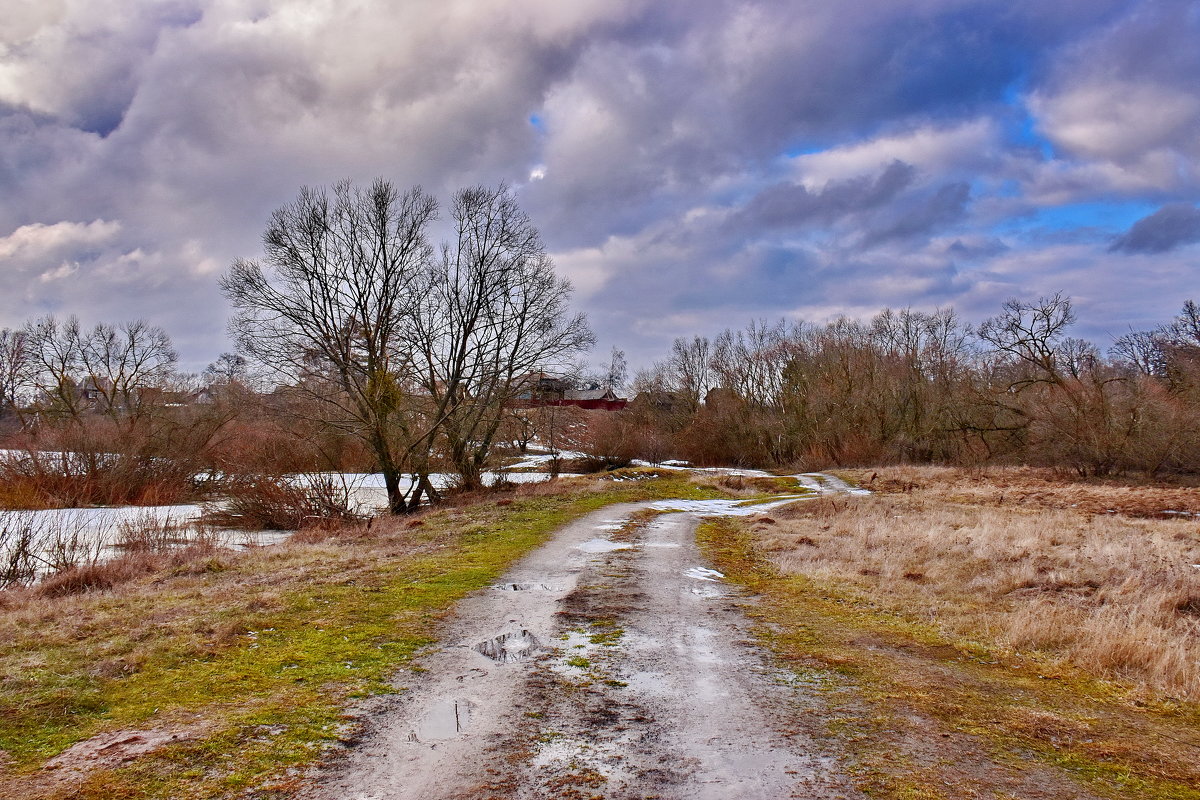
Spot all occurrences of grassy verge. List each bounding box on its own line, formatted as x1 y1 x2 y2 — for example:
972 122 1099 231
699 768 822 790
698 510 1200 800
0 471 728 799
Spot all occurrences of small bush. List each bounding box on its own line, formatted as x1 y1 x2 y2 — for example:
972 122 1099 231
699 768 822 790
203 474 365 530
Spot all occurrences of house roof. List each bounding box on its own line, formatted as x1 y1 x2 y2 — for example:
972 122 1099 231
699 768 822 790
565 387 618 401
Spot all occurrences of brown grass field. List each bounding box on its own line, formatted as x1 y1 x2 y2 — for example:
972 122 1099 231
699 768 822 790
757 466 1200 700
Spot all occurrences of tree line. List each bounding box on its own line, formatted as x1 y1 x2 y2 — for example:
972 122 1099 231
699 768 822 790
600 295 1200 476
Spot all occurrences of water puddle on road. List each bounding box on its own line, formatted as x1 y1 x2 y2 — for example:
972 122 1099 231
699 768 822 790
492 582 558 591
473 630 542 663
577 538 635 553
407 698 475 742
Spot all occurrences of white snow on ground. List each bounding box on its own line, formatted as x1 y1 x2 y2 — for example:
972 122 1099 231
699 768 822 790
791 472 872 496
0 460 867 582
647 495 809 516
9 503 202 531
684 567 725 581
502 452 589 470
631 460 774 478
293 470 582 515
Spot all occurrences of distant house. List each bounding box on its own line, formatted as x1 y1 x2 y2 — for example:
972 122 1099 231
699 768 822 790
511 373 627 411
563 385 627 411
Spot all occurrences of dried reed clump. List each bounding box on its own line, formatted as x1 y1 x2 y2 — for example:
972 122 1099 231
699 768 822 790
760 490 1200 700
202 474 365 531
0 450 199 511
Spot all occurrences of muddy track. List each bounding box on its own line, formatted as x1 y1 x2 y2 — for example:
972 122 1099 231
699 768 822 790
304 493 860 799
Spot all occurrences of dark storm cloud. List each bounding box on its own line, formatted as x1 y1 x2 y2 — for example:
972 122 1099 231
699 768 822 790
724 161 915 234
0 0 1196 370
1110 204 1200 254
862 182 972 246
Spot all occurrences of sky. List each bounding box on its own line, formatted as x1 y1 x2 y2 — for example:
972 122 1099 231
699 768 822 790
1 0 1198 373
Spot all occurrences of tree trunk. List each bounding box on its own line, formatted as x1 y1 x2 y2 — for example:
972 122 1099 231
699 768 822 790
382 467 406 515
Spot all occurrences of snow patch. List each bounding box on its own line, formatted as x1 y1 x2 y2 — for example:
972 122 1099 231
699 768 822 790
685 567 725 582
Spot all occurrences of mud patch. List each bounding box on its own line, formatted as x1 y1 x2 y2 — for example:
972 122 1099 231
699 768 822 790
473 630 542 663
408 699 476 742
38 723 208 785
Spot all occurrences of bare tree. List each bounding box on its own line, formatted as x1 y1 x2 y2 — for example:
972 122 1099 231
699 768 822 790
668 336 711 411
976 293 1075 385
601 347 627 394
0 328 32 417
410 185 593 490
223 180 589 508
204 352 250 385
222 179 439 513
80 320 178 421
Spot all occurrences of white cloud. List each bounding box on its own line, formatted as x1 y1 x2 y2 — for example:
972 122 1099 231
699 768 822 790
786 119 998 186
1030 81 1200 164
0 219 120 260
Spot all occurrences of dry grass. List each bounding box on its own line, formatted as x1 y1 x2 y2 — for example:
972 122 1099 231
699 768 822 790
0 453 198 511
756 466 1200 700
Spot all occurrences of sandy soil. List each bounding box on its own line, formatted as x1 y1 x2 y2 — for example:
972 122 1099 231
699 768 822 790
303 496 861 799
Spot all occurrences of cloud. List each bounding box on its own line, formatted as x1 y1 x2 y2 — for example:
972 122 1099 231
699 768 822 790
725 160 916 234
1026 0 1200 196
1110 203 1200 254
0 219 120 261
0 0 1194 370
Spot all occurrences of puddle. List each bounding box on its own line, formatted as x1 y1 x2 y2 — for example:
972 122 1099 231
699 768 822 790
577 538 635 553
689 584 725 598
647 496 809 516
645 542 681 549
473 630 542 663
408 698 475 742
685 567 724 582
492 582 557 591
595 523 625 531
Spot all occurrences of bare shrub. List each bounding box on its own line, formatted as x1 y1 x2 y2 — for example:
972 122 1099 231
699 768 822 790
113 510 191 552
0 511 101 587
203 474 365 530
0 445 200 510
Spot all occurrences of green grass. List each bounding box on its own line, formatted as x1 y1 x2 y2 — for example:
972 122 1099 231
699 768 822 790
0 473 729 799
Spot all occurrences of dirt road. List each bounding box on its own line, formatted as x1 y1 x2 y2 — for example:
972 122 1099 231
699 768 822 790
305 491 859 799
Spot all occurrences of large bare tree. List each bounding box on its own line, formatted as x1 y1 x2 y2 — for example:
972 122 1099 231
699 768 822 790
222 179 438 512
223 180 590 509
